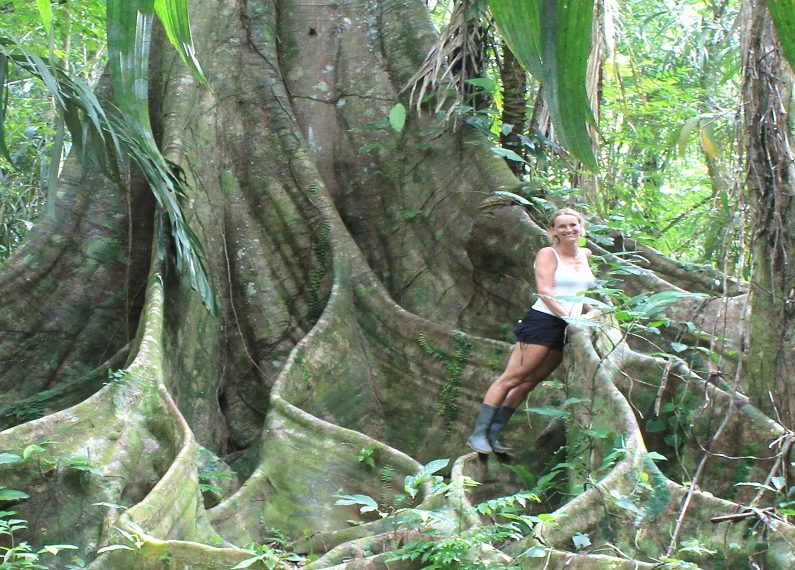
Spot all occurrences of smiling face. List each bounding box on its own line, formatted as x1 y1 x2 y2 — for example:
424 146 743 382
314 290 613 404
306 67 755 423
548 210 585 245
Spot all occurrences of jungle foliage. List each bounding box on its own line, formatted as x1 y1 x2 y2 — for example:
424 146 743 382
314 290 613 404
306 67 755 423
0 0 794 569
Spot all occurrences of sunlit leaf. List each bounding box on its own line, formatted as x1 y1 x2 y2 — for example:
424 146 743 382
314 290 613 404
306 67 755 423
699 121 718 158
96 544 134 554
333 493 380 513
388 102 407 132
35 0 54 35
41 544 78 555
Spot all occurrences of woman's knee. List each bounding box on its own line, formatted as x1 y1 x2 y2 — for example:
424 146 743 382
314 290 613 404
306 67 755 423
495 373 525 390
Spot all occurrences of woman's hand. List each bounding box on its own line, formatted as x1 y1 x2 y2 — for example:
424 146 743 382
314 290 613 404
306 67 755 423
582 308 601 320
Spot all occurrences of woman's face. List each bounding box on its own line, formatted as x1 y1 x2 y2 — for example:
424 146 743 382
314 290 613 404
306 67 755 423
550 214 583 244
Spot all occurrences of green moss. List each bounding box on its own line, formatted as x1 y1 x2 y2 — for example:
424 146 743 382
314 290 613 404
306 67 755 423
85 237 122 265
220 169 240 196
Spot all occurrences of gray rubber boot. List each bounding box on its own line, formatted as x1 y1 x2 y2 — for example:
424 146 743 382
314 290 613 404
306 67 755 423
467 404 498 454
487 406 516 453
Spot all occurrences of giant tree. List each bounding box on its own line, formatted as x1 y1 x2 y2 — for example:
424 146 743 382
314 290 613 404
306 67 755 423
1 0 795 569
742 0 795 425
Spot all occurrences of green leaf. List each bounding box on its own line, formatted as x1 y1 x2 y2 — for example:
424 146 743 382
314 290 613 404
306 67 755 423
35 0 54 35
645 451 668 462
0 452 22 464
526 406 570 418
465 77 497 92
22 444 44 460
96 544 134 554
521 546 549 558
561 397 590 407
333 494 379 513
572 532 591 549
493 190 534 207
414 458 449 480
40 544 78 555
106 1 215 312
765 0 795 72
388 102 407 132
490 146 527 162
232 557 262 569
670 342 689 353
699 121 719 158
0 488 30 501
735 481 777 492
153 0 207 85
489 146 527 162
489 0 597 171
612 496 643 515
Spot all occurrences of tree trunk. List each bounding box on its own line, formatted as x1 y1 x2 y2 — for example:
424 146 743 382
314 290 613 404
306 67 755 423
499 41 527 176
741 0 795 424
1 0 795 568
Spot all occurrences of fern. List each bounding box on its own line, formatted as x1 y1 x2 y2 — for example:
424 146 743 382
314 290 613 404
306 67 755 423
418 331 472 432
379 465 395 508
308 218 331 319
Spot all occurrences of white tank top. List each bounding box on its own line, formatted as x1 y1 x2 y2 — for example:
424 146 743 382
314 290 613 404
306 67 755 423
532 248 596 317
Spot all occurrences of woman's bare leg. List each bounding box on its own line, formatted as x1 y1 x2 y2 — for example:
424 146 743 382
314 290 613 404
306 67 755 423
469 343 562 454
502 349 563 408
484 349 563 453
482 343 553 406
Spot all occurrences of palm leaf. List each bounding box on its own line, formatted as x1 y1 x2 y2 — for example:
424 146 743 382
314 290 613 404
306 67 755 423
107 0 214 312
35 0 54 35
0 53 11 164
765 0 795 71
154 0 207 85
0 37 215 313
489 0 598 171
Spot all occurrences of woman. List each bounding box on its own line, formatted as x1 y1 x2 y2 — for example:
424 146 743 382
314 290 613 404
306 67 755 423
467 208 598 454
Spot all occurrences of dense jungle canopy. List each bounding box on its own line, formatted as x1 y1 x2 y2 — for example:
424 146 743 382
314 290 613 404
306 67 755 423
1 0 794 568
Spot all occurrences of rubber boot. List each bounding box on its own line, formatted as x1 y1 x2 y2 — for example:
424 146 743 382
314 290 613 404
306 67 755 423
467 404 498 454
487 406 516 454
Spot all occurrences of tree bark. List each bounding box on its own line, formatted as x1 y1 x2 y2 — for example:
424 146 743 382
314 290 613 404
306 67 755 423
499 41 527 176
741 0 795 424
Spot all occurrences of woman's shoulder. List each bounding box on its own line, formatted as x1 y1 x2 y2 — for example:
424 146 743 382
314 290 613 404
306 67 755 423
536 246 557 260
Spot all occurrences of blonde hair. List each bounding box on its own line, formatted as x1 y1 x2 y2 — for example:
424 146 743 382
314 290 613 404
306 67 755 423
547 208 586 244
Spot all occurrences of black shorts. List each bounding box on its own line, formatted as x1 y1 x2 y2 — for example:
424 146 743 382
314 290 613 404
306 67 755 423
513 308 567 351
